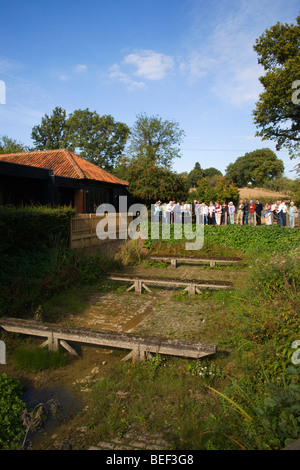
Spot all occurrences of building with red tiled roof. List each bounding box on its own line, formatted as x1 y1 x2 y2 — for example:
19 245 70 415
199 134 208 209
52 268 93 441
0 149 130 213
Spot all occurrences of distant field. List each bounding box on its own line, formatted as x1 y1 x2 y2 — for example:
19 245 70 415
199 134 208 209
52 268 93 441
238 187 291 202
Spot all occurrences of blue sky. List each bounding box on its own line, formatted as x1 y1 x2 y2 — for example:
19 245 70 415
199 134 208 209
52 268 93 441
0 0 299 177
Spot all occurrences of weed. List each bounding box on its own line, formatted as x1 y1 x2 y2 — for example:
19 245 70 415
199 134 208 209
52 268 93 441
14 345 66 372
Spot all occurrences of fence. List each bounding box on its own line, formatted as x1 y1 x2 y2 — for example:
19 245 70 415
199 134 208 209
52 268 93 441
70 213 134 249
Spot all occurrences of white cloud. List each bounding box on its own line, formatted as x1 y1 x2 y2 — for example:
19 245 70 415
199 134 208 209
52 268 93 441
179 0 281 106
123 50 174 80
109 49 175 89
109 64 146 90
74 64 88 73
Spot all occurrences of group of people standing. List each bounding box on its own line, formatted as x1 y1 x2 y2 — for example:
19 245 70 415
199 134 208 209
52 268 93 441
153 198 298 228
262 200 298 228
153 200 239 226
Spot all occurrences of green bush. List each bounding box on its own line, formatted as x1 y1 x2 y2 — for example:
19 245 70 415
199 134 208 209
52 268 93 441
0 205 75 255
0 373 25 450
247 250 300 299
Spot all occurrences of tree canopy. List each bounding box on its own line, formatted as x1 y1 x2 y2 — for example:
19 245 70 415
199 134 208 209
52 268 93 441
127 112 185 168
31 107 70 150
31 107 130 170
190 175 239 205
253 15 300 158
186 162 203 188
0 135 31 154
113 113 186 204
225 148 284 187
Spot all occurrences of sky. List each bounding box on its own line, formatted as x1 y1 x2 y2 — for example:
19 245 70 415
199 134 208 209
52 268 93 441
0 0 299 178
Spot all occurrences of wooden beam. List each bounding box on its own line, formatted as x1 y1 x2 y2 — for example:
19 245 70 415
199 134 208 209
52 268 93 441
108 275 232 294
0 318 217 362
149 256 240 267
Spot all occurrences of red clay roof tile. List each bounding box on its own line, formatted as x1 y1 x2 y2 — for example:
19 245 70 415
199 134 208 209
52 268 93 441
0 149 128 185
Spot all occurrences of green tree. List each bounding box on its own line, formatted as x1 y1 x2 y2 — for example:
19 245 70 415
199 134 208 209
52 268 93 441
127 112 185 168
187 162 204 188
114 156 188 205
202 167 222 178
225 148 284 187
31 106 70 150
31 107 130 170
67 109 130 170
191 176 239 205
253 15 300 158
0 135 31 154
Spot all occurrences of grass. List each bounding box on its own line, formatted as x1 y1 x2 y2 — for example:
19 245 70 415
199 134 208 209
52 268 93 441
85 357 230 450
1 222 299 450
13 344 66 372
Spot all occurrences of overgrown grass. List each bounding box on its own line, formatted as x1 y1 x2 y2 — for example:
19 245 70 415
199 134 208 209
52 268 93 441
0 244 122 320
84 240 300 450
13 345 66 372
86 357 232 450
144 223 300 257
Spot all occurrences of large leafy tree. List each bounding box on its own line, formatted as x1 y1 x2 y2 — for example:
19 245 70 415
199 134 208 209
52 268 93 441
31 107 130 170
115 156 188 205
253 15 300 158
114 113 186 204
187 162 204 188
191 176 239 205
31 107 70 150
127 112 185 168
225 148 284 187
67 109 130 170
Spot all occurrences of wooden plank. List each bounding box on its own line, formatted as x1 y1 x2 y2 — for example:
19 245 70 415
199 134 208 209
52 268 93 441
0 318 216 361
149 255 240 266
108 275 232 290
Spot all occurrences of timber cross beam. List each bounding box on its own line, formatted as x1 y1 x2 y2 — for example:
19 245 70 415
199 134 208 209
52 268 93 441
0 318 217 362
107 274 233 295
149 255 241 268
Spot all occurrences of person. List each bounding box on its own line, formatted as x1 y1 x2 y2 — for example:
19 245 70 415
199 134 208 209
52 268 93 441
153 201 161 222
202 202 208 225
228 201 235 224
264 203 272 225
289 201 297 228
215 201 222 226
255 199 263 226
282 201 288 226
182 201 191 224
277 200 284 227
236 200 244 225
271 201 278 224
243 198 249 225
174 202 182 224
208 201 215 225
195 201 202 224
249 200 256 225
192 200 198 224
221 201 228 225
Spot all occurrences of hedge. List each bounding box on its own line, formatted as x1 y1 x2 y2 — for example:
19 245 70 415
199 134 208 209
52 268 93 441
0 205 76 254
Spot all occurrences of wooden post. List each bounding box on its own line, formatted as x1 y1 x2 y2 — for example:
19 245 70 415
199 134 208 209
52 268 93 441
135 280 142 294
171 258 177 268
48 333 59 352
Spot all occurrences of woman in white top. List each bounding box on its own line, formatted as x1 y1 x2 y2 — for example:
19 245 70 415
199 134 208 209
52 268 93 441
228 202 235 224
208 201 215 225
